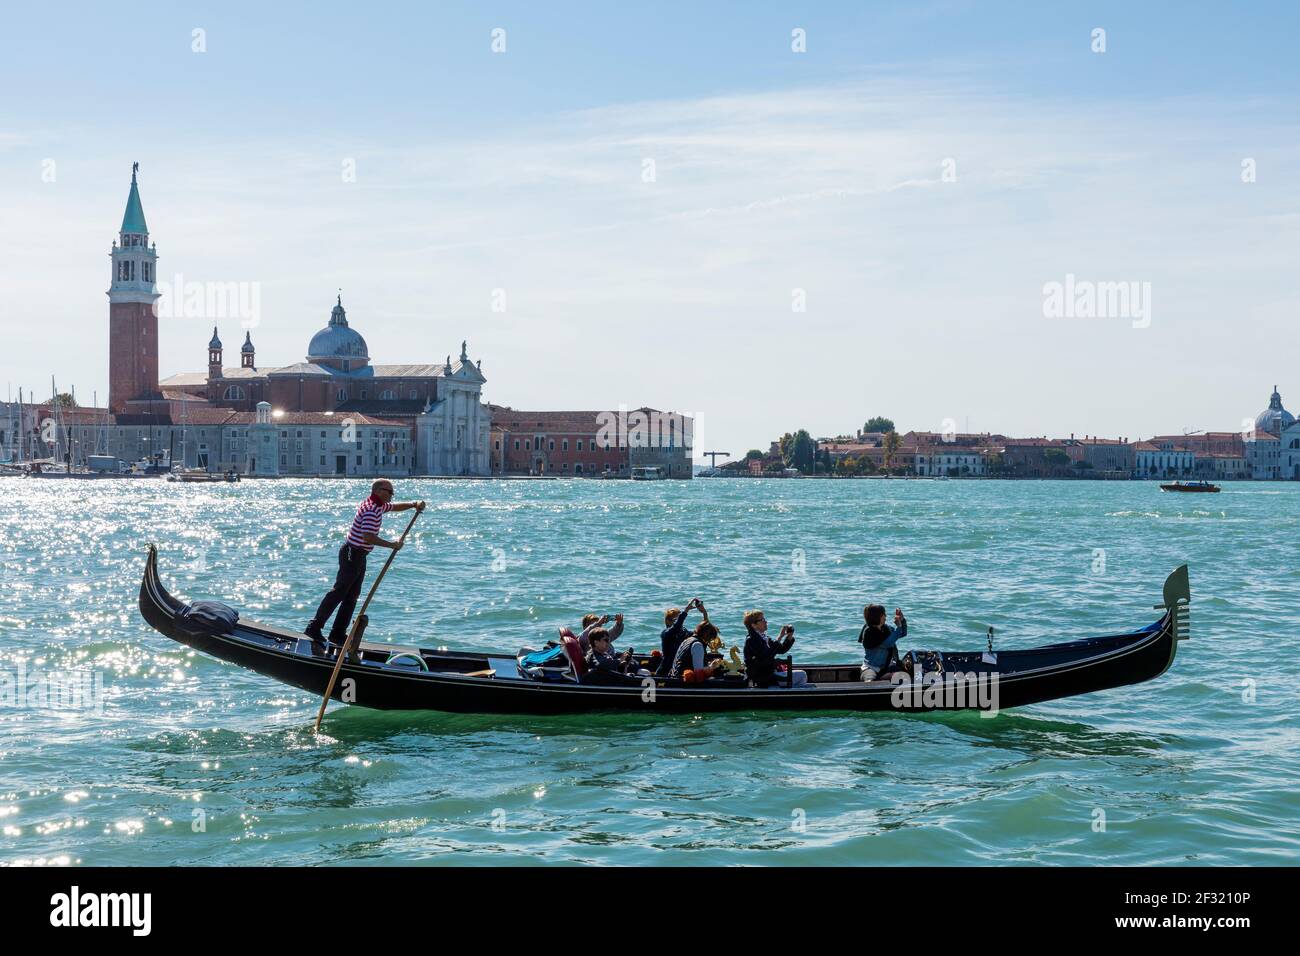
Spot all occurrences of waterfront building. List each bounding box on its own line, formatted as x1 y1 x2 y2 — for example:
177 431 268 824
914 445 987 476
1246 432 1281 479
98 165 489 475
1279 419 1300 480
488 406 693 478
1000 438 1071 478
1133 439 1195 479
820 439 918 474
1060 436 1134 476
1197 453 1250 480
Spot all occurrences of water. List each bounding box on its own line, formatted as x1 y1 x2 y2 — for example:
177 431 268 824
1 476 1297 866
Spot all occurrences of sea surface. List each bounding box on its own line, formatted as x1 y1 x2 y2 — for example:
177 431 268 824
1 476 1297 866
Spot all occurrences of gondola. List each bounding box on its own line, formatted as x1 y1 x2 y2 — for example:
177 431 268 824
138 545 1189 715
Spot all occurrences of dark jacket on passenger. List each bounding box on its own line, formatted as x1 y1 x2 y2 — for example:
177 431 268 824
656 609 692 676
584 647 641 686
668 633 709 679
743 626 794 688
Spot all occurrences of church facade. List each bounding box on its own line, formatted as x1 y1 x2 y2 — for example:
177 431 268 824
106 166 490 476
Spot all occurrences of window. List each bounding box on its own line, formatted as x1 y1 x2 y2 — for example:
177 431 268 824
494 440 500 450
549 440 555 451
409 390 417 400
337 388 348 401
514 439 520 450
575 463 583 474
577 440 584 451
381 389 396 400
360 390 368 400
562 439 568 451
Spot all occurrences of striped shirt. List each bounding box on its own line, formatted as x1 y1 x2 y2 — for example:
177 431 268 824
345 497 393 551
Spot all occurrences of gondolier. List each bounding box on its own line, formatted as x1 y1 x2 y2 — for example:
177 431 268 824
305 480 425 648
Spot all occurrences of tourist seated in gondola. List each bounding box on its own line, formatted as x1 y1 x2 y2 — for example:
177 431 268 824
656 598 704 676
859 604 906 682
667 620 726 684
582 628 644 686
742 610 808 688
578 612 623 653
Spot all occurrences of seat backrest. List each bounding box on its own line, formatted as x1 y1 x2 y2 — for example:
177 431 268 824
561 635 587 678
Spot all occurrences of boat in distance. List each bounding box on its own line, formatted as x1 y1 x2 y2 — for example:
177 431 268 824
139 545 1189 716
1160 480 1220 493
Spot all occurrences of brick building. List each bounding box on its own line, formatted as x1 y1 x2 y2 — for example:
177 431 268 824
488 405 693 478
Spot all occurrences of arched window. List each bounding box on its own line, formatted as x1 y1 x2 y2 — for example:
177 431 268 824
223 385 245 401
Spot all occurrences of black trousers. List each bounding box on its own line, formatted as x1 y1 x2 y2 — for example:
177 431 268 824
309 544 369 641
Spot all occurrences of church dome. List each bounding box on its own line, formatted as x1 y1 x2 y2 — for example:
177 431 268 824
1255 385 1294 436
306 296 369 366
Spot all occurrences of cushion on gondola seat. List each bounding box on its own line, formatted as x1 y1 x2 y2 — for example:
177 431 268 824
176 601 239 635
561 635 587 678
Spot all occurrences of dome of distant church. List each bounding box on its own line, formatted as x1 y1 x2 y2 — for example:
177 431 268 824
306 296 369 367
1255 385 1295 436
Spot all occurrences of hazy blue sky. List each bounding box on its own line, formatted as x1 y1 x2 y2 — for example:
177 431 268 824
2 1 1298 455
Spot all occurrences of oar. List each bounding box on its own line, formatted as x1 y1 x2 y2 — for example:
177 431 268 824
313 508 422 732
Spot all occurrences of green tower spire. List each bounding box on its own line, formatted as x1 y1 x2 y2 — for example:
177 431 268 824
120 162 149 236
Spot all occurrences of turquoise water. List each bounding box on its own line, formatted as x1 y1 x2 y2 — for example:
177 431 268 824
1 476 1297 866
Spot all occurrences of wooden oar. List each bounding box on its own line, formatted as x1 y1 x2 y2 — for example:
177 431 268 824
313 508 422 732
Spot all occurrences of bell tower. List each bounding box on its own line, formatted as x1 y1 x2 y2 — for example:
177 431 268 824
208 327 224 380
108 163 161 413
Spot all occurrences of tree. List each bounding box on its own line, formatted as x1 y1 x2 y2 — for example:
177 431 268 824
1042 448 1071 476
883 430 902 472
863 416 894 434
745 449 764 461
783 429 815 473
53 392 78 409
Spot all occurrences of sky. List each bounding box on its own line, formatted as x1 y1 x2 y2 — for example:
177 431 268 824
2 1 1298 457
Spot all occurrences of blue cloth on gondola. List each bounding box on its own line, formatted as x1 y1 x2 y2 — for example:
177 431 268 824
177 601 239 634
519 645 568 669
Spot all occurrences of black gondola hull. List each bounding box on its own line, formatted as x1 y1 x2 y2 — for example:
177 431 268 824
139 546 1185 716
